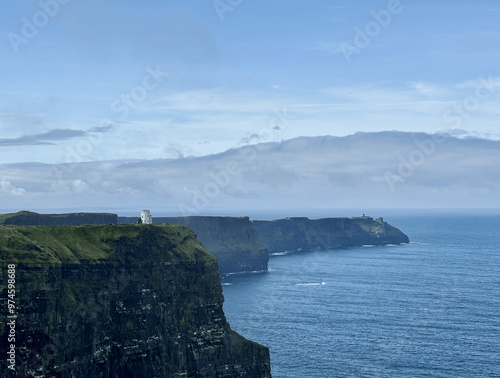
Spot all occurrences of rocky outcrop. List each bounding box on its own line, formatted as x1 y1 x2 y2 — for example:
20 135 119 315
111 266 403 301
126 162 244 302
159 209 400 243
119 216 268 276
0 210 118 226
253 216 409 254
0 224 271 377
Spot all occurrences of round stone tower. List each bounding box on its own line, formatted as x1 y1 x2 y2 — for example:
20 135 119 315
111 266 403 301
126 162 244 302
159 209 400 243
140 209 153 224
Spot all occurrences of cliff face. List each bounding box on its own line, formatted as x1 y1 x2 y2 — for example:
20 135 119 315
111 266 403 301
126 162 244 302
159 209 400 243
1 212 409 276
0 224 271 377
253 216 409 254
119 216 269 275
0 211 118 226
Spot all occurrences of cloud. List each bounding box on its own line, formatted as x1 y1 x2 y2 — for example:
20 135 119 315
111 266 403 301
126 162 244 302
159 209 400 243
72 179 88 194
3 77 500 166
163 143 192 159
0 132 499 212
0 129 87 146
0 180 26 196
238 133 269 146
149 89 280 114
0 122 116 151
456 76 500 90
89 121 118 134
407 81 448 97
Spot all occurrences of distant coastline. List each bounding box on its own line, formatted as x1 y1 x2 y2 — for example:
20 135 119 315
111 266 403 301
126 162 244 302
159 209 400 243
1 210 409 275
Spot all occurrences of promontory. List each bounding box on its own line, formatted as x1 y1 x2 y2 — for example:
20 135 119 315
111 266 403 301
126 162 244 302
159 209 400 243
0 224 271 377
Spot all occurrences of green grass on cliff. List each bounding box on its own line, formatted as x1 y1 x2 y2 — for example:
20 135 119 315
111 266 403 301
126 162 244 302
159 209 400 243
0 210 49 223
0 212 21 224
0 224 214 267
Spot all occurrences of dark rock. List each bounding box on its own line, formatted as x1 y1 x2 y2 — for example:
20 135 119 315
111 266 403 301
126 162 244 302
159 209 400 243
120 216 269 276
253 216 409 254
0 224 271 377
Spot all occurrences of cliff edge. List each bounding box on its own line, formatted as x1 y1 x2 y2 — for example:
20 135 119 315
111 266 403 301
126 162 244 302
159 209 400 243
119 216 268 275
253 216 409 254
0 210 118 226
0 224 271 377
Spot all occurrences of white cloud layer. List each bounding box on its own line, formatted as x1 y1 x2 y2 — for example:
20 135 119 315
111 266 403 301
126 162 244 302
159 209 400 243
1 132 499 213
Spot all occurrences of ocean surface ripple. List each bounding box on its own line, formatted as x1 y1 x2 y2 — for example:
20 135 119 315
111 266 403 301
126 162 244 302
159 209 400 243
222 214 500 378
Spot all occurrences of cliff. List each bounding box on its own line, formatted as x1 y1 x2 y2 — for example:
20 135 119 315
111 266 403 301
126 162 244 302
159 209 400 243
1 212 409 276
253 216 409 254
119 216 268 276
0 211 118 226
0 224 271 377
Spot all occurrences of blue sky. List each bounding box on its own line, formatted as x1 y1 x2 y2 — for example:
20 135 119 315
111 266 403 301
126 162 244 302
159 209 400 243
1 0 500 165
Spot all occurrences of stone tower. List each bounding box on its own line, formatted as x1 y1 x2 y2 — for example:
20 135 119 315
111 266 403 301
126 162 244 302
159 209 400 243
141 209 152 224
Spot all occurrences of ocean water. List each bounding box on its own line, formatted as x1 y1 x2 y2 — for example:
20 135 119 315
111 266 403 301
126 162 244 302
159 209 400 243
222 213 500 377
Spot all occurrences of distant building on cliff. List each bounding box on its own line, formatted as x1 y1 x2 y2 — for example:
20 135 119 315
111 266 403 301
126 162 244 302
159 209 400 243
140 209 152 224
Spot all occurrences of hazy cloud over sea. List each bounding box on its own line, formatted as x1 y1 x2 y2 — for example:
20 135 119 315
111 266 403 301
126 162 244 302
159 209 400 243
1 132 498 214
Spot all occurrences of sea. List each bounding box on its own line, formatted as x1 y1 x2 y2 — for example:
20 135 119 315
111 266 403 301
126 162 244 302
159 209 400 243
222 212 500 378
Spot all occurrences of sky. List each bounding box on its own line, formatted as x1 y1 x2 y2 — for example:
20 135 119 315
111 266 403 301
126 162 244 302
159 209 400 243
1 1 500 214
1 0 500 166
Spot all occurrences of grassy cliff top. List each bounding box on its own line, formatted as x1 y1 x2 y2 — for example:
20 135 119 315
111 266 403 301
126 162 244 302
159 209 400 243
0 211 33 224
0 210 117 223
0 224 213 266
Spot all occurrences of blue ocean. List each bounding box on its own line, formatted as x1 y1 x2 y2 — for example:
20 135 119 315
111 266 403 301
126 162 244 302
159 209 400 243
222 213 500 377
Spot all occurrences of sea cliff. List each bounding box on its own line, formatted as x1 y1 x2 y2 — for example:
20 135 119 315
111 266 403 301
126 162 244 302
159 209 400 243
253 216 409 254
1 212 410 276
119 216 268 275
0 224 271 377
0 211 118 226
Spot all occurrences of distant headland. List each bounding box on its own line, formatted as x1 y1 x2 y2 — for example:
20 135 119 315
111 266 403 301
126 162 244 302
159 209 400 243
0 210 409 275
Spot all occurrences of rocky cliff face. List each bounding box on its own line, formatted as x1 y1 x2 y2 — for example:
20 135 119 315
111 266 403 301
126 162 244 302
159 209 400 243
119 216 268 276
0 224 271 377
0 211 118 226
1 212 409 277
253 216 409 254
